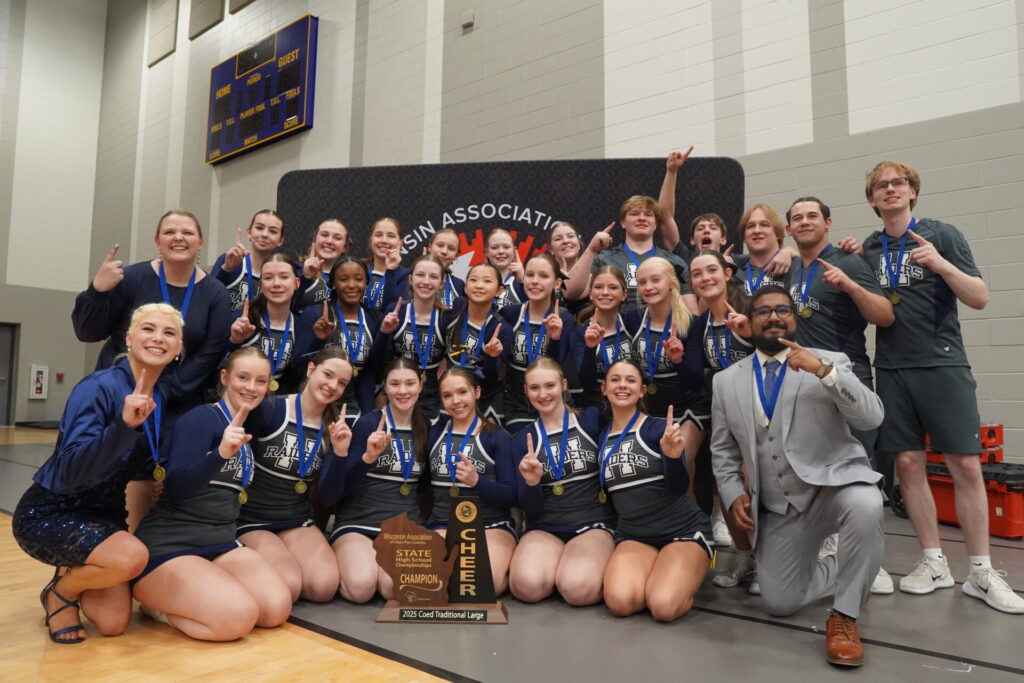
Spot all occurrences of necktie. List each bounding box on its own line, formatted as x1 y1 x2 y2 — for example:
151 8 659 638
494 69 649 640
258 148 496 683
764 359 780 393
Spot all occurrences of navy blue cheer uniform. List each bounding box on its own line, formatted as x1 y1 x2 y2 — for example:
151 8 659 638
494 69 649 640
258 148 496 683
211 252 260 311
368 304 448 416
13 360 153 566
229 307 326 394
601 415 712 553
442 308 513 423
236 397 347 534
72 262 232 409
630 309 708 427
393 270 465 310
571 310 641 409
328 410 425 542
298 269 333 309
364 265 410 315
514 407 616 541
493 275 525 310
425 417 517 535
500 303 576 432
324 304 382 424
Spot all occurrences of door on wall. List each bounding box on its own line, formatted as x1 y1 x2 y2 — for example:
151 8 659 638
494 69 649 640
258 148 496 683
0 324 15 426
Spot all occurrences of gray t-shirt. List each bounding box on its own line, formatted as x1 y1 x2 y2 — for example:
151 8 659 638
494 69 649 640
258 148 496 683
731 253 787 296
785 247 882 382
593 244 692 310
861 217 981 368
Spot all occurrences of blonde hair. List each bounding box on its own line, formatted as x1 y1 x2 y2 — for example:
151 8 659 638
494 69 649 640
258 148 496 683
738 204 785 245
640 257 692 337
618 195 661 224
127 302 184 336
865 160 921 216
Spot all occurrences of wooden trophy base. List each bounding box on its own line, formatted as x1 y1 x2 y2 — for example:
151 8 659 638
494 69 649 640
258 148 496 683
376 600 508 624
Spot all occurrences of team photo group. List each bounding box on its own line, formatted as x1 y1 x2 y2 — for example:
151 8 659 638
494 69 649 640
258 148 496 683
11 152 1021 669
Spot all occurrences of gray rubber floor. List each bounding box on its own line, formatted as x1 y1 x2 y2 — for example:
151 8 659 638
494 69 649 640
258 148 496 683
3 439 1022 681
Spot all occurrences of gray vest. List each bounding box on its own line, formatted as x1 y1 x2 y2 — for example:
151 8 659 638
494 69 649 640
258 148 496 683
755 407 817 515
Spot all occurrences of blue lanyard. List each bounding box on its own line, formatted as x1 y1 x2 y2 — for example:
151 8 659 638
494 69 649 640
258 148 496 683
365 271 387 308
709 319 731 370
385 406 415 481
443 276 454 307
294 394 325 480
523 307 547 364
445 416 479 484
458 313 492 367
753 357 788 423
335 304 365 364
598 316 622 369
623 244 655 270
537 410 570 482
261 312 292 376
644 311 672 379
158 261 196 318
598 410 641 490
796 244 831 307
408 303 437 371
218 399 252 488
881 217 915 290
243 254 256 301
744 260 767 295
142 389 164 469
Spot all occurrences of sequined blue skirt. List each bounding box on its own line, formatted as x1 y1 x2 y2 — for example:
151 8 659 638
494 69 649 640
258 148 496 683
12 474 132 568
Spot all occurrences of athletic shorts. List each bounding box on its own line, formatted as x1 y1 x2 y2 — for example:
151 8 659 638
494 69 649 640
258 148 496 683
613 530 714 557
523 524 613 544
876 366 981 454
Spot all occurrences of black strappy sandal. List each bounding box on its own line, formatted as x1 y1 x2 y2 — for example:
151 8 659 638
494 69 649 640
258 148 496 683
39 568 85 644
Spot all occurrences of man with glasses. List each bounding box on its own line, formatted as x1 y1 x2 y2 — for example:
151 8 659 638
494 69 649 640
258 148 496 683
859 161 1023 614
711 285 885 666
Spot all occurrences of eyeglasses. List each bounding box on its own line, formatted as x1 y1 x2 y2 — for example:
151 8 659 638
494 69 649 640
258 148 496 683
752 305 795 320
872 177 909 193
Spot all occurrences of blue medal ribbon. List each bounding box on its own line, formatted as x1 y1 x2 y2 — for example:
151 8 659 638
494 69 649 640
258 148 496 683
643 311 672 381
443 276 454 307
753 357 788 424
623 245 656 304
795 243 831 310
457 313 492 367
597 316 622 370
881 217 915 292
709 319 731 370
142 388 164 471
385 405 415 482
598 410 641 490
243 253 256 302
294 393 325 482
158 261 196 318
365 271 387 309
261 311 293 377
537 409 570 484
523 307 548 365
445 415 479 485
408 303 437 373
218 399 253 488
335 304 365 365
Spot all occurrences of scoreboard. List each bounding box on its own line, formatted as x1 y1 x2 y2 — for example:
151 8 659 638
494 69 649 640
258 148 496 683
205 15 318 165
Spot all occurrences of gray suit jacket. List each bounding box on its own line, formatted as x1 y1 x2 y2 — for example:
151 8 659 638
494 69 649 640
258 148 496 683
710 348 883 547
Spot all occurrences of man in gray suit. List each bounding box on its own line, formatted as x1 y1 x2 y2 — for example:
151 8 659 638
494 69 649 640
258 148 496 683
711 284 885 667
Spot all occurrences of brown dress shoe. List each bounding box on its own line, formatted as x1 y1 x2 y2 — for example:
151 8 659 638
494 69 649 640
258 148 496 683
825 613 864 667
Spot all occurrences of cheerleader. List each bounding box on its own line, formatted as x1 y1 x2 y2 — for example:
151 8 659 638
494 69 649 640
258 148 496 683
72 210 231 408
510 359 615 605
427 368 518 594
298 218 350 308
132 348 292 640
426 229 465 308
363 217 410 314
228 254 331 394
570 266 639 409
486 228 525 309
321 257 382 423
211 209 286 310
500 253 575 432
372 255 450 416
13 303 183 642
329 358 429 602
633 257 706 484
235 347 354 603
443 263 512 423
599 359 712 622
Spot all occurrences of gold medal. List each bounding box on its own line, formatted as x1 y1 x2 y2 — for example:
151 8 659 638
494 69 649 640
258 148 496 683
420 372 427 384
153 464 166 481
399 483 412 496
647 383 657 395
598 490 607 504
238 489 248 504
799 306 813 319
269 379 280 391
552 482 565 496
352 367 359 377
449 484 460 497
294 480 308 494
889 291 901 305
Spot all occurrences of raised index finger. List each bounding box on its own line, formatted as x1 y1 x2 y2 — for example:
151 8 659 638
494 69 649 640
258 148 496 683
134 367 147 394
231 404 250 427
322 301 329 318
105 244 120 261
907 229 928 246
393 296 404 313
777 338 800 350
491 322 502 341
723 243 735 257
337 403 348 424
378 412 388 432
603 222 616 233
526 432 534 456
236 228 243 245
664 404 674 429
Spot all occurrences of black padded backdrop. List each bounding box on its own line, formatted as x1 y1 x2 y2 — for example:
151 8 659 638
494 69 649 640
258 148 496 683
277 158 745 276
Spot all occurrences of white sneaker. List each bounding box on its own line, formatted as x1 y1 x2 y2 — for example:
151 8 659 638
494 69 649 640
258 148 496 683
712 552 755 588
748 576 760 595
712 503 733 548
139 603 171 625
818 533 838 559
899 555 955 595
871 567 894 595
963 568 1024 614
